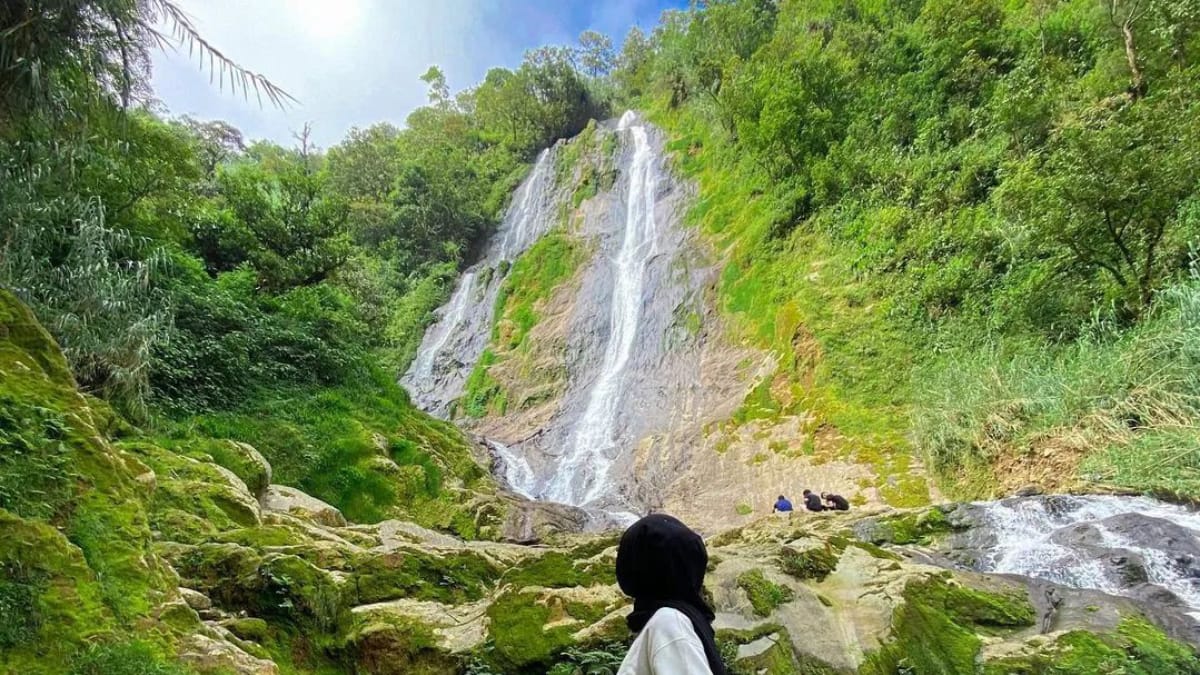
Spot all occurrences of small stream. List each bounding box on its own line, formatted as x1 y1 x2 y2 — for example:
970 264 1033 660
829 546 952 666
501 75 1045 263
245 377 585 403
952 495 1200 621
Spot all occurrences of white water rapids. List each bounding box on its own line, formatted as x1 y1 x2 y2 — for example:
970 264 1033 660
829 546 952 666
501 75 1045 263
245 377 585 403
544 111 662 506
487 440 536 500
972 495 1200 619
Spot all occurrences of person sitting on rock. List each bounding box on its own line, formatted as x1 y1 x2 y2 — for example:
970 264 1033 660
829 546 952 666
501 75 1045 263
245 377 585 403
616 513 726 675
822 492 850 511
802 489 825 512
772 495 794 513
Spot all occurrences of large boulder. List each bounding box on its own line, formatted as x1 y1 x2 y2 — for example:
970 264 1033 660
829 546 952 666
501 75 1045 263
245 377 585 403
260 484 347 527
178 633 279 675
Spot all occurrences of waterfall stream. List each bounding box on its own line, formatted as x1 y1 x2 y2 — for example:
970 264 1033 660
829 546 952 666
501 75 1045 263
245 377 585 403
407 271 476 385
403 112 696 525
545 111 662 506
965 495 1200 620
400 149 557 413
501 148 552 260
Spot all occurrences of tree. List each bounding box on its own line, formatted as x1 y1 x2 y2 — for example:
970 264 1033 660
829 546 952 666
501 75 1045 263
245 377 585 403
1108 0 1151 97
421 65 452 106
1003 97 1200 312
0 0 290 126
577 30 615 77
614 26 653 98
193 143 349 290
182 117 246 178
326 123 403 202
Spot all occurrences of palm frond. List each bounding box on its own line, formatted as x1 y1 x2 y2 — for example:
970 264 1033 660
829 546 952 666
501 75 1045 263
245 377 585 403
144 0 296 109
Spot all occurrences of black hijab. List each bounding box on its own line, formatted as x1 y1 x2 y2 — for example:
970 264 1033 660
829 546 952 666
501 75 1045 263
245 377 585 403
616 513 727 675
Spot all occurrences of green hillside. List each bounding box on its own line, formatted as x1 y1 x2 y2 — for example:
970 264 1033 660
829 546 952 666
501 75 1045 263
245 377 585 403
621 0 1200 500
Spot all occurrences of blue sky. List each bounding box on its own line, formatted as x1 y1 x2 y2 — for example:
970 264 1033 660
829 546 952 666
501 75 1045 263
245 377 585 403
151 1 685 148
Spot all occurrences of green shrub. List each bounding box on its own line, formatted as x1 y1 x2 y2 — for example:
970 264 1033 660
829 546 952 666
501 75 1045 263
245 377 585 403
160 364 483 527
67 641 188 675
0 570 41 649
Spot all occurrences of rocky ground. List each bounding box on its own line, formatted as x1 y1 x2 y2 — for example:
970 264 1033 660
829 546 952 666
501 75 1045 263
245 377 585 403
4 288 1200 674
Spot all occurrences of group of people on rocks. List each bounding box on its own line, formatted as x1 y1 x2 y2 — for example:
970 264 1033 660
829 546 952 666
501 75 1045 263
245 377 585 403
771 490 849 513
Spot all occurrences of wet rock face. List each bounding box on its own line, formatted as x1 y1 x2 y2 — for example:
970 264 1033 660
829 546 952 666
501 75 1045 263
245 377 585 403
930 495 1200 646
402 115 757 519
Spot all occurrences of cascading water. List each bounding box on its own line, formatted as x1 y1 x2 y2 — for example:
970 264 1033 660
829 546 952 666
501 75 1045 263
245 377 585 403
544 111 662 506
487 440 536 499
407 271 476 384
501 149 551 260
968 495 1200 620
401 149 557 412
404 112 707 524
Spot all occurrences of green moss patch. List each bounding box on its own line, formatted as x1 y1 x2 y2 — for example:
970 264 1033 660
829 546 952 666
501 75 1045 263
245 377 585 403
504 548 616 590
861 573 1035 675
485 591 577 671
342 614 456 675
778 542 840 582
737 569 795 618
348 549 500 605
981 618 1200 675
854 507 958 546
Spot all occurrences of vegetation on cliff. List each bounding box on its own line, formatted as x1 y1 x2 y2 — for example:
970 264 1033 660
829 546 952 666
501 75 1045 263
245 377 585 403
605 0 1200 500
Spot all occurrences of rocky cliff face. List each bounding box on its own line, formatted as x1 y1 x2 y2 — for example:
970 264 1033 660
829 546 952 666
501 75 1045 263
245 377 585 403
403 114 932 530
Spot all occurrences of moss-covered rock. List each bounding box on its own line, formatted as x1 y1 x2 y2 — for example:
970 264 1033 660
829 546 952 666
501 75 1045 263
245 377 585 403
159 437 272 499
980 618 1200 674
860 573 1036 674
0 512 116 671
502 542 617 589
778 538 841 582
0 291 181 672
342 614 457 675
347 548 500 605
485 590 579 671
737 569 795 617
853 507 958 546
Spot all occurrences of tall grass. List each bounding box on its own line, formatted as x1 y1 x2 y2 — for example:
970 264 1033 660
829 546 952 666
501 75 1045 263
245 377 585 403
915 278 1200 500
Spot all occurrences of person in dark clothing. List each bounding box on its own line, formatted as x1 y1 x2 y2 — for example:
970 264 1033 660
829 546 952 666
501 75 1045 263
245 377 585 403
616 513 727 675
802 489 825 512
822 492 850 511
772 495 793 513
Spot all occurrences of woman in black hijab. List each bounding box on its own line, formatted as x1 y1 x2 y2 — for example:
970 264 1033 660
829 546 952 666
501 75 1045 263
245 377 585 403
615 513 727 675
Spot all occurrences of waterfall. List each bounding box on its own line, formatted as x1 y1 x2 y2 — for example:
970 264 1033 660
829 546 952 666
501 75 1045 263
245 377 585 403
488 439 537 499
545 111 662 506
500 149 552 261
402 149 557 410
407 271 476 384
972 495 1200 620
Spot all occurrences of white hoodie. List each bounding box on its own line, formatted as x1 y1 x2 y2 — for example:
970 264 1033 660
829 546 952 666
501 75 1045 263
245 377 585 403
617 608 714 675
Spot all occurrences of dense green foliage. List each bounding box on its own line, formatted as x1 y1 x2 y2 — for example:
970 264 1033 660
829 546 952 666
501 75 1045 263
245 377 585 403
605 0 1200 496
